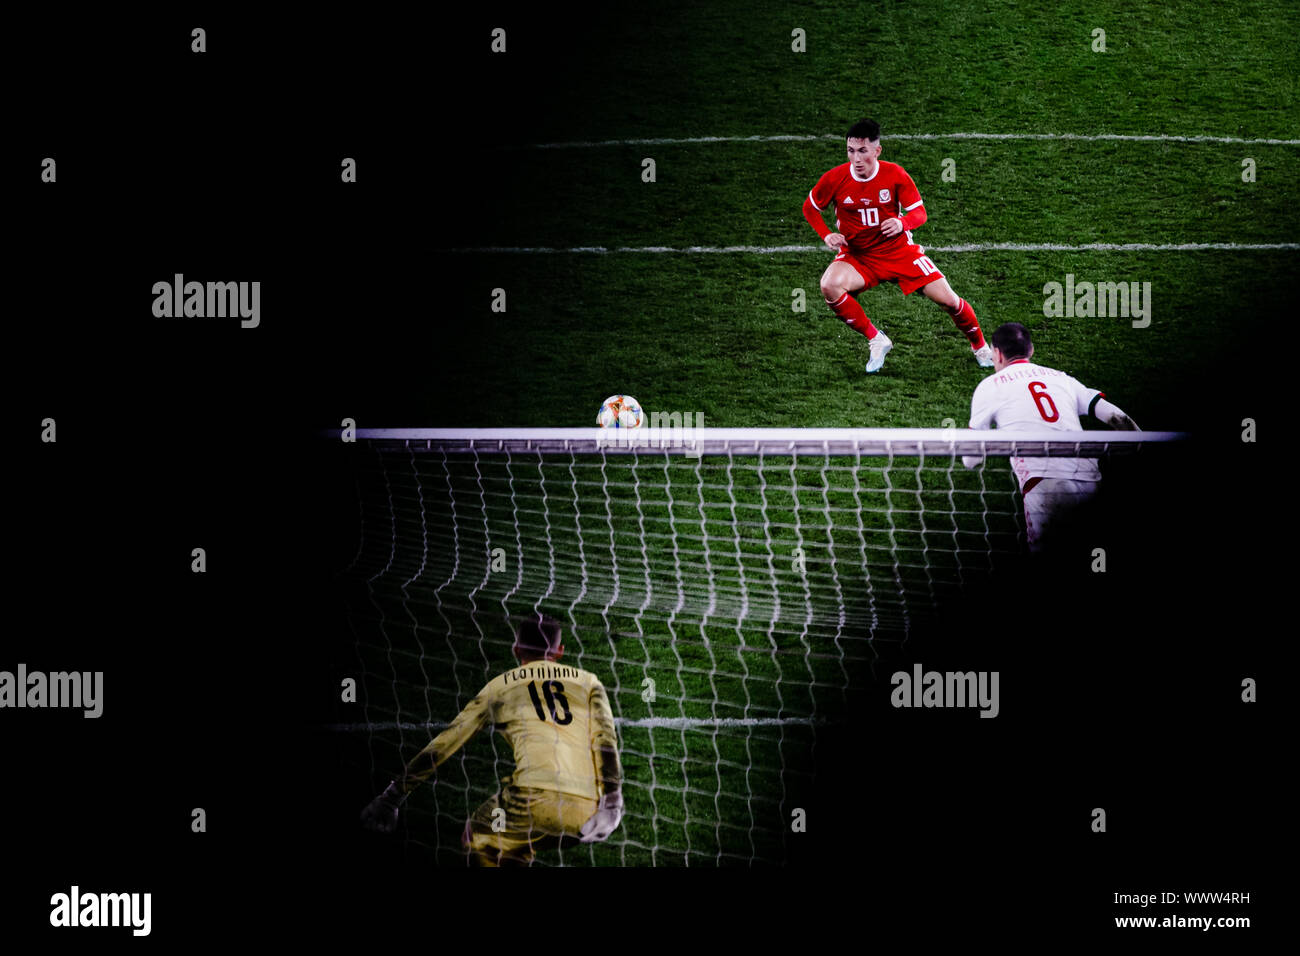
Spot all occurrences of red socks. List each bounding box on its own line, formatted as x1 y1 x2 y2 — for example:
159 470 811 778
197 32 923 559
830 292 985 349
948 298 986 349
828 292 879 339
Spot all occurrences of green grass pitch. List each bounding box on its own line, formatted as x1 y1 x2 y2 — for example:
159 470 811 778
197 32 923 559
340 0 1298 864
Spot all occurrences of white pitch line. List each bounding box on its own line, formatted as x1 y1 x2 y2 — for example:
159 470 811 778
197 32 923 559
535 132 1300 148
326 716 817 732
453 243 1300 254
935 242 1300 252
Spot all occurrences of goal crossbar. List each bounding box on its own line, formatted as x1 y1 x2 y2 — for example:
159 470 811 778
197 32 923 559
339 427 1187 457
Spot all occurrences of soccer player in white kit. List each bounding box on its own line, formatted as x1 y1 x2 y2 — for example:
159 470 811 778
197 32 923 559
962 323 1139 553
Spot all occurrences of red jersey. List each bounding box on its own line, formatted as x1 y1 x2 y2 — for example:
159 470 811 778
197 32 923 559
807 161 925 255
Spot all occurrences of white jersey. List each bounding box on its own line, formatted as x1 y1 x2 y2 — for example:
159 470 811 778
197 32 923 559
968 359 1105 490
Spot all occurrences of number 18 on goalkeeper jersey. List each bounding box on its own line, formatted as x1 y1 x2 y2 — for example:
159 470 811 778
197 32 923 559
401 662 621 800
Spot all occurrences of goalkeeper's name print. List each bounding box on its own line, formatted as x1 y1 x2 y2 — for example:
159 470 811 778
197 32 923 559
49 886 151 936
503 664 582 685
1042 273 1152 328
0 664 103 718
151 274 261 328
890 663 1000 718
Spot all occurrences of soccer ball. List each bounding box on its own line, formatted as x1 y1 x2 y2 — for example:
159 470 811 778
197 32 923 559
597 395 644 428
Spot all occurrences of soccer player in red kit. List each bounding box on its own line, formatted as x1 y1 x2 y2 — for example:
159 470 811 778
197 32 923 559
803 118 994 373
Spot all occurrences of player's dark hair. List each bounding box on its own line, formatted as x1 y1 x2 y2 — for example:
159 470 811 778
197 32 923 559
846 119 881 142
515 614 562 657
991 322 1033 360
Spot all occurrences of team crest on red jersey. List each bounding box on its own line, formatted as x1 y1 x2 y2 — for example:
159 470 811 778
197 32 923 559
879 188 891 202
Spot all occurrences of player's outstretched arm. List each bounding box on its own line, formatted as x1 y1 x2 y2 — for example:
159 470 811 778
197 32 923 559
361 690 491 833
1092 397 1139 431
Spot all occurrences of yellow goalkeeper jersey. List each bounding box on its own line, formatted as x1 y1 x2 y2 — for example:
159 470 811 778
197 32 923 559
400 662 620 800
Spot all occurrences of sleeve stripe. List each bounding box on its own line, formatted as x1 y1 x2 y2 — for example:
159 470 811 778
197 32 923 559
808 190 823 210
903 199 924 211
1088 392 1105 416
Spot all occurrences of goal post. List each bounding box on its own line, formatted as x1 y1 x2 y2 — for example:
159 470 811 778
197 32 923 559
329 427 1185 865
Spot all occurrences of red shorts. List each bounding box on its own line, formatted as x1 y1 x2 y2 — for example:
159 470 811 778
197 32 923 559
835 241 944 295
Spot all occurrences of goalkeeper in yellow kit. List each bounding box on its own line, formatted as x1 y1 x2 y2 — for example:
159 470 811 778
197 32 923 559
360 615 624 865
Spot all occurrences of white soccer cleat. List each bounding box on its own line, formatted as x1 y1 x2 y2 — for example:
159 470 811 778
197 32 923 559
865 331 893 373
973 344 995 368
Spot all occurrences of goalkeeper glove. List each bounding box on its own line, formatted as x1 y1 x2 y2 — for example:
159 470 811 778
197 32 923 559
361 781 406 834
579 792 624 843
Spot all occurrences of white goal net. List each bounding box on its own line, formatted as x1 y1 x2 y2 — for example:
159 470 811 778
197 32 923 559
331 427 1180 865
